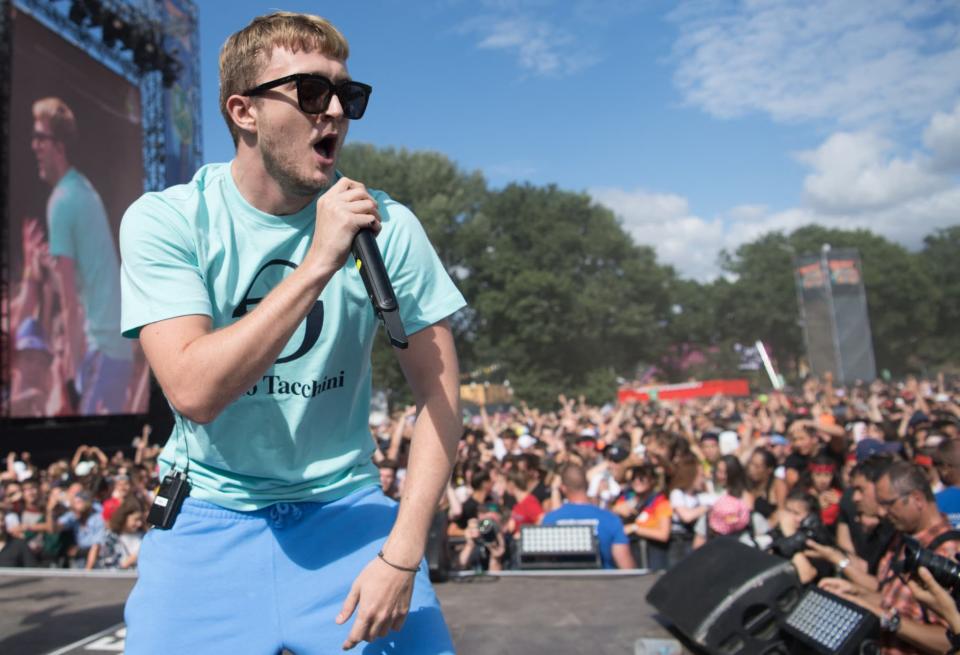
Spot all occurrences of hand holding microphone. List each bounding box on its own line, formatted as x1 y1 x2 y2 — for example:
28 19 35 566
311 177 407 348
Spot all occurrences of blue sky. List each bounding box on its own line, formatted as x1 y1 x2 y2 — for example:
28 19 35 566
198 1 960 279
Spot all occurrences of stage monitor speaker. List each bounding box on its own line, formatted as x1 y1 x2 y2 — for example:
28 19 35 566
646 537 801 655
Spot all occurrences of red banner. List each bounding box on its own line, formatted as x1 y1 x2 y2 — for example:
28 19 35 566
618 379 750 403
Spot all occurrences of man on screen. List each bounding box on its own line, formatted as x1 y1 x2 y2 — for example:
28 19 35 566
30 97 132 414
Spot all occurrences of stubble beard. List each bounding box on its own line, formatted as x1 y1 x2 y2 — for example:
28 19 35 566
260 129 332 202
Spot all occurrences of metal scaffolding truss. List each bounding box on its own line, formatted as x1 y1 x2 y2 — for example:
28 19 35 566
13 0 181 192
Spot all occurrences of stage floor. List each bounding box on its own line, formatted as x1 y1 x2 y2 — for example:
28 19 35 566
0 569 688 654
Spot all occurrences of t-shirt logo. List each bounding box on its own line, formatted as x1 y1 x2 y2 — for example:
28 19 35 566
232 259 324 364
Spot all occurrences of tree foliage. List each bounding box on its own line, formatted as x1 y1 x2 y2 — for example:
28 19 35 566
920 226 960 367
457 183 672 406
338 144 486 405
338 142 959 407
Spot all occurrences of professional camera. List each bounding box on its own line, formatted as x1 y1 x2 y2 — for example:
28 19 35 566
773 514 833 559
478 518 500 544
896 536 960 596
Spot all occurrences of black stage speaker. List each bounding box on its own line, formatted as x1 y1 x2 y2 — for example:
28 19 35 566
646 538 802 654
425 510 449 583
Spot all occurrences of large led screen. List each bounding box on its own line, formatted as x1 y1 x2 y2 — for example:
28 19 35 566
5 8 149 418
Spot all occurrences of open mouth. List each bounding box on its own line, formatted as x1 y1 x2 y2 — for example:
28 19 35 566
314 134 338 160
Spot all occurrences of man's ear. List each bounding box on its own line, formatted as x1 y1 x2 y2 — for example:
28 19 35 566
226 95 257 139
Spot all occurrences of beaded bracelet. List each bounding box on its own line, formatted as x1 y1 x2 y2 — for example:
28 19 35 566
377 550 420 573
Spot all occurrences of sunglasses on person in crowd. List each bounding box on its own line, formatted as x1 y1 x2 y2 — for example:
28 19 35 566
242 73 372 119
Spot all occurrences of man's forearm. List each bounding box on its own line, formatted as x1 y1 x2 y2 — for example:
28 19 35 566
381 396 460 566
844 562 878 591
143 264 334 423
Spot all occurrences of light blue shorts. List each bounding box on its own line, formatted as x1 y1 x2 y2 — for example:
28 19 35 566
124 486 454 654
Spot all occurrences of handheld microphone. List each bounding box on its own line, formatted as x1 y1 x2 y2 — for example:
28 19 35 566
352 229 408 349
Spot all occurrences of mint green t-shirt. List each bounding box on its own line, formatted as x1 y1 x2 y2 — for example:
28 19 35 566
119 163 466 510
47 168 130 360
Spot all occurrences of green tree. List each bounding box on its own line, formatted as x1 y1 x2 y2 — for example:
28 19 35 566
337 144 487 406
457 183 673 407
337 144 487 267
718 232 803 374
919 226 960 367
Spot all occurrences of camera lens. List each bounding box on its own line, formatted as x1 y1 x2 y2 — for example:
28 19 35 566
900 536 960 593
478 518 498 543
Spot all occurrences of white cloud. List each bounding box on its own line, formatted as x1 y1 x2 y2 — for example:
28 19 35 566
592 108 960 280
797 132 950 213
457 2 606 77
464 16 600 76
669 0 960 128
476 18 567 75
588 187 728 280
924 101 960 172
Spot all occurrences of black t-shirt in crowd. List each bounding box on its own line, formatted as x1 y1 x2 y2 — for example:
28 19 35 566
456 494 497 530
837 487 897 574
0 537 38 567
531 481 550 504
456 497 480 530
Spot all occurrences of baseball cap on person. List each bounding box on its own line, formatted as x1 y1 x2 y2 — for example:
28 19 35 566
855 438 902 463
576 431 598 447
604 442 630 463
909 412 931 427
518 434 537 449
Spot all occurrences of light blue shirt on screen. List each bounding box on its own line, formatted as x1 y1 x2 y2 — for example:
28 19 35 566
119 163 466 510
47 168 129 360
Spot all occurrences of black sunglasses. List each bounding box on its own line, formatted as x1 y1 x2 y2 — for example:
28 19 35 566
241 73 372 119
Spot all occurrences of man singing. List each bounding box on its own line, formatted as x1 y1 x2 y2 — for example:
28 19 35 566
120 12 465 654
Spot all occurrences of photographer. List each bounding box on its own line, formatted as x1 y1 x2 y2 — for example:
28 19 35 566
804 454 898 591
457 508 506 572
842 453 899 575
820 461 956 654
769 489 834 584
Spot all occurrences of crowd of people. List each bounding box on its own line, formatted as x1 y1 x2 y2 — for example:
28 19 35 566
0 425 157 570
3 374 960 652
369 373 960 654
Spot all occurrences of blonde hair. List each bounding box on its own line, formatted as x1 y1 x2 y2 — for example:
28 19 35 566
32 97 77 151
219 11 350 146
